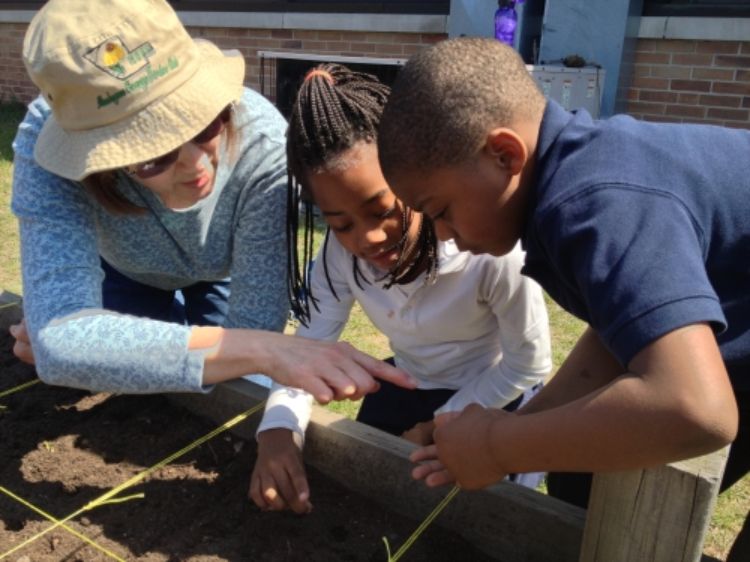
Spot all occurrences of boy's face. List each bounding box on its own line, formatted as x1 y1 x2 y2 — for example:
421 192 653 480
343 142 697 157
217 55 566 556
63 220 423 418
389 149 527 257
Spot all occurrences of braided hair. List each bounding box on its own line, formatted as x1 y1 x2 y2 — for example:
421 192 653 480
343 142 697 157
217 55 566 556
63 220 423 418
286 63 438 325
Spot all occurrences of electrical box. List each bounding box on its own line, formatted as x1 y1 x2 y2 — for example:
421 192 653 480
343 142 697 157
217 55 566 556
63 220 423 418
526 64 605 118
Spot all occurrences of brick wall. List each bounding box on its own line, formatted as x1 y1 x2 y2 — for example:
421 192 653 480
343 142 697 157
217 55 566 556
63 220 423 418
0 23 37 104
627 38 750 129
0 21 444 105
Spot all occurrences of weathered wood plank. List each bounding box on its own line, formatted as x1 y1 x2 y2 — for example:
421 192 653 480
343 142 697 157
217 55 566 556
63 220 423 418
580 447 729 562
173 379 586 561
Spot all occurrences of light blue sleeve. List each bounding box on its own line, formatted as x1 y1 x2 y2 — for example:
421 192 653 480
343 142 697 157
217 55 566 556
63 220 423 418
224 89 289 332
11 97 206 393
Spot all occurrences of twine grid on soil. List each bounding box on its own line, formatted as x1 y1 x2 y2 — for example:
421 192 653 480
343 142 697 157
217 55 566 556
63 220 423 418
1 379 461 561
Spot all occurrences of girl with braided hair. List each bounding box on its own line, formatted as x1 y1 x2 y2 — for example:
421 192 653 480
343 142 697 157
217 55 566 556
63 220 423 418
250 63 552 513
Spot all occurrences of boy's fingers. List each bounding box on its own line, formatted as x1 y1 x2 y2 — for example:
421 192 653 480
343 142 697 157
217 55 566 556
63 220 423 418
409 444 438 463
425 469 456 488
411 460 444 481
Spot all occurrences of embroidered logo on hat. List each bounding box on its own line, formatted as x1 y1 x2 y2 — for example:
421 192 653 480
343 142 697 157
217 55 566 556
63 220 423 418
84 37 154 80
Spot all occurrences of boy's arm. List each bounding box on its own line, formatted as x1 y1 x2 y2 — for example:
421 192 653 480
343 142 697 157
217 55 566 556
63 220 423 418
519 326 623 414
425 323 737 489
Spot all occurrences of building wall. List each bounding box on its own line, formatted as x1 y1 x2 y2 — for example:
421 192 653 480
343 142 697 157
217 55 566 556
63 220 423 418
627 38 750 128
0 20 444 105
0 23 35 104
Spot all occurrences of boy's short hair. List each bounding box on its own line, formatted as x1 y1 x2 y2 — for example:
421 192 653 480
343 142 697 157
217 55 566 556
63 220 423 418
378 37 545 178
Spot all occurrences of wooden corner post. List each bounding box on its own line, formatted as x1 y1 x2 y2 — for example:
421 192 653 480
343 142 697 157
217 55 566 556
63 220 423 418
580 447 729 562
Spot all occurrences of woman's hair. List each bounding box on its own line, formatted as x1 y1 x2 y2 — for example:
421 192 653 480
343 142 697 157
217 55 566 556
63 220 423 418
81 106 240 214
286 63 438 325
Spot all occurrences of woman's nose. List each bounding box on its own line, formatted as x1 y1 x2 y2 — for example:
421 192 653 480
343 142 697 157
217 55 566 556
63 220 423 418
176 141 209 168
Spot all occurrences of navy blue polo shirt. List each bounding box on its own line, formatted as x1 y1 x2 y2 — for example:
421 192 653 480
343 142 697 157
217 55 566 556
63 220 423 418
521 100 750 390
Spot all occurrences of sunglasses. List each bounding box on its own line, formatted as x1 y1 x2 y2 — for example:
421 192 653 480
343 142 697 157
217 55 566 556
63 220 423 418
127 106 232 180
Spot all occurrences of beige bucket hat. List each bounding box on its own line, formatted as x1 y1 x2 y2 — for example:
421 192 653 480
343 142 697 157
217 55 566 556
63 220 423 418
22 0 245 181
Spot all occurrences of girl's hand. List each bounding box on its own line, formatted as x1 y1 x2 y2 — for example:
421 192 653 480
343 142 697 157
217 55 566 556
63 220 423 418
9 319 35 365
249 428 312 514
401 419 435 446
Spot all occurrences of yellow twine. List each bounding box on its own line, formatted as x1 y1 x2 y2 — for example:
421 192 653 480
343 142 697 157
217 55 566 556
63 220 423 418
383 485 461 562
0 301 19 310
0 486 126 561
0 378 41 400
0 401 265 559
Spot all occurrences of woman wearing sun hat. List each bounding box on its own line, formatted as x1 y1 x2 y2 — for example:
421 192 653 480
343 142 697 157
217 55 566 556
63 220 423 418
8 0 414 403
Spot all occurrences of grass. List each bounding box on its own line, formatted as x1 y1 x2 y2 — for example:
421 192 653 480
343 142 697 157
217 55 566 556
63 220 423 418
0 102 746 559
0 102 24 295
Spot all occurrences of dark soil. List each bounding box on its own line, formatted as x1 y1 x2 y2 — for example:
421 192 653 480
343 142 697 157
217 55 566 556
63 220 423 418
0 327 495 562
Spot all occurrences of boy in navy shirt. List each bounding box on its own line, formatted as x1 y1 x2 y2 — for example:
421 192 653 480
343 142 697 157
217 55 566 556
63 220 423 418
377 37 748 561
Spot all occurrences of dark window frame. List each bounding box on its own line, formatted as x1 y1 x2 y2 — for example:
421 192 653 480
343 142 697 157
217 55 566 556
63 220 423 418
643 0 750 17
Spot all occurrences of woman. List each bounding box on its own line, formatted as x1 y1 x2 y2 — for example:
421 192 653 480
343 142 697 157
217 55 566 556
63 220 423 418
9 0 412 404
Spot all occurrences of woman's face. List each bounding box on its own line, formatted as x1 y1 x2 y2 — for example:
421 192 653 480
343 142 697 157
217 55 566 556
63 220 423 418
135 136 221 209
307 141 421 272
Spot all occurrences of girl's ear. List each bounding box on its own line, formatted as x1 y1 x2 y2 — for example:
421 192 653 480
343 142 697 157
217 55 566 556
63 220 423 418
483 128 528 175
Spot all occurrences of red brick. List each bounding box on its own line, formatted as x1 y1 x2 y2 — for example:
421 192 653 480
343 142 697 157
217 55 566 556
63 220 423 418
699 94 742 108
317 31 343 41
651 66 692 79
714 55 750 69
628 101 666 115
671 53 713 66
630 76 669 89
737 70 750 82
292 30 319 41
665 104 706 118
678 93 700 105
635 39 659 53
271 29 293 39
634 52 670 65
742 42 750 55
632 64 652 78
281 40 302 49
724 121 750 130
713 81 750 95
642 115 684 124
655 40 696 54
670 79 712 92
639 90 678 103
706 107 749 121
348 42 378 53
692 67 734 81
696 41 740 55
300 40 328 51
743 97 750 109
420 34 447 44
371 43 405 55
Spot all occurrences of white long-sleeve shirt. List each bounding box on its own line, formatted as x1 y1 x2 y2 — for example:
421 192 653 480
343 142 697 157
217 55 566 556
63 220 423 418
257 236 552 441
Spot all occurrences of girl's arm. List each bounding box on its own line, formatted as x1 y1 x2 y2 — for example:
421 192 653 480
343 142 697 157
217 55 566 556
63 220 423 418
436 247 551 415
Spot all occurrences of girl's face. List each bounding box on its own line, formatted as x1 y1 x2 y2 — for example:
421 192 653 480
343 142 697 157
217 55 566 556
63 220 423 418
308 141 421 272
134 133 222 210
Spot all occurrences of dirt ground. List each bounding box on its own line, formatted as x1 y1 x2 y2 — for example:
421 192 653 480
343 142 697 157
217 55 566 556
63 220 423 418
0 327 495 562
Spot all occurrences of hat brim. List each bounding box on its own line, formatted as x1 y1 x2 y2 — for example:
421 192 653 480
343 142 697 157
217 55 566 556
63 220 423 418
34 41 245 181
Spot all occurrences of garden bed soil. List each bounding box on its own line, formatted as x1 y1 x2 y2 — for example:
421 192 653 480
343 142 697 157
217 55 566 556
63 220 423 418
0 322 496 561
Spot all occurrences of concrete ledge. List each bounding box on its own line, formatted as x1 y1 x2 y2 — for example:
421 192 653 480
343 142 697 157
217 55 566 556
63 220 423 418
0 10 448 34
171 378 586 561
178 12 448 34
639 17 750 41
